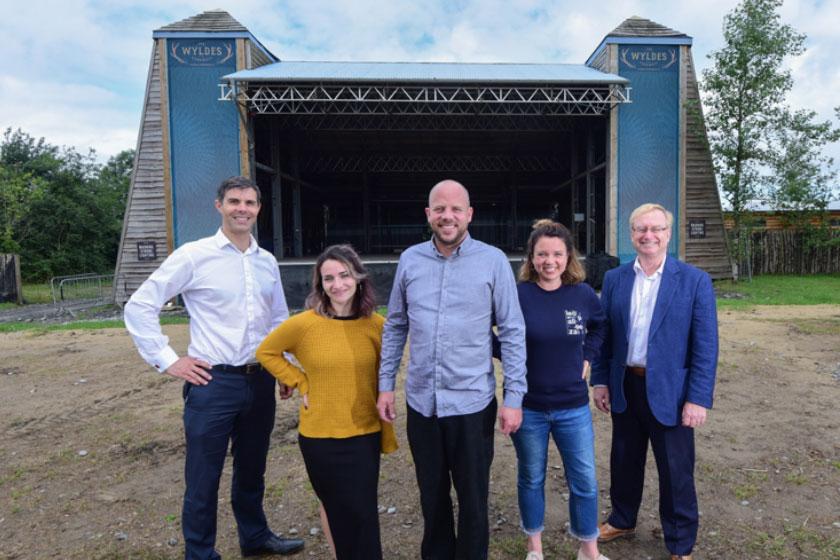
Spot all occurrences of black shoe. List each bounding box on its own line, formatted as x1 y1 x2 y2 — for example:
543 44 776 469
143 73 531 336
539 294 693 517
241 533 305 556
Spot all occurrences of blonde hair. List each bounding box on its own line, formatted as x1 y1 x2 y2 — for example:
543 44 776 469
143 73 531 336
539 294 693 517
518 219 586 285
629 203 673 230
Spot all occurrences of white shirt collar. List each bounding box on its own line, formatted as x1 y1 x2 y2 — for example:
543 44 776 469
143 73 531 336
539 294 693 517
213 228 258 254
633 254 666 278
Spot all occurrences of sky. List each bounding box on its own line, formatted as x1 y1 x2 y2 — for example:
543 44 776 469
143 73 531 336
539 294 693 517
1 0 838 166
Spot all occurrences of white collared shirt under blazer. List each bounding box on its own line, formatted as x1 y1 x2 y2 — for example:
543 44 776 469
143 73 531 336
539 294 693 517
626 255 666 367
124 229 289 372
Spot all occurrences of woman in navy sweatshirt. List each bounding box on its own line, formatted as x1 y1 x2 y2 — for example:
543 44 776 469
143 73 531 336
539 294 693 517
511 220 608 560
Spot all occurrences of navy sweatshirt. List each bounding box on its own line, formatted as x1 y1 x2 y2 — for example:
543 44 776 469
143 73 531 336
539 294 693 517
516 281 607 410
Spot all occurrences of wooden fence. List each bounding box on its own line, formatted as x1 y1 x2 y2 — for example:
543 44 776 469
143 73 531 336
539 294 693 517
1 254 23 304
744 230 840 275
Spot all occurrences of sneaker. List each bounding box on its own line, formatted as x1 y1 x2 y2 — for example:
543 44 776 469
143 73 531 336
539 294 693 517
525 552 544 560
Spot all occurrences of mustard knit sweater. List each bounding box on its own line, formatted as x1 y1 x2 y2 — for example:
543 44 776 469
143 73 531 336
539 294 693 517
256 310 387 440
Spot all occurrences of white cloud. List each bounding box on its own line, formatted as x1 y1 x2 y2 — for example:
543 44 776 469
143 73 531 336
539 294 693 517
0 75 138 158
0 0 837 165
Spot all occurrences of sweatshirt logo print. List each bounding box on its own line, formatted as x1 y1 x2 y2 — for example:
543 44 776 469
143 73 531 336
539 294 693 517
565 310 584 336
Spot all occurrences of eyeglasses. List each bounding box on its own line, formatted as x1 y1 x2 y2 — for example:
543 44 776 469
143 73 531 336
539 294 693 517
631 225 669 234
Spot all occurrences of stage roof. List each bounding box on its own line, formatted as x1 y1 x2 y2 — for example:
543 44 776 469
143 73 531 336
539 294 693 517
223 60 628 84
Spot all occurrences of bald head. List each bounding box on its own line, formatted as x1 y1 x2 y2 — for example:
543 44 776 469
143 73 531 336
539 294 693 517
425 179 473 256
428 180 470 208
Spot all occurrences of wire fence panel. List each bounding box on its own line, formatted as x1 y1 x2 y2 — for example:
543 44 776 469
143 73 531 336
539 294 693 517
50 274 115 304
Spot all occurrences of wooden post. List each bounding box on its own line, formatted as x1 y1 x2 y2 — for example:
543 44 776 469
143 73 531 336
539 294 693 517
13 254 22 305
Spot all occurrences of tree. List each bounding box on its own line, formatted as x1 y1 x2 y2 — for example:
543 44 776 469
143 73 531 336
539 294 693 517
0 128 134 281
701 0 805 266
767 108 840 247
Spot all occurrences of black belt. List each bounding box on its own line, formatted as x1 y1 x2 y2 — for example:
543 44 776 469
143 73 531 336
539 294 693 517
214 363 262 375
626 366 646 377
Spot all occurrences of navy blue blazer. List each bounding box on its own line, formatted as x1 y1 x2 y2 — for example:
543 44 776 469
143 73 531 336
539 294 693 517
590 257 718 426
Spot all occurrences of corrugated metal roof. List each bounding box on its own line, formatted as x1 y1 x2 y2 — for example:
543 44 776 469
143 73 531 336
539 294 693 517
223 61 628 84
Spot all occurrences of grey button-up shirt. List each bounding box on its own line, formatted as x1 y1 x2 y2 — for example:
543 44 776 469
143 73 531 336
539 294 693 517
379 234 527 418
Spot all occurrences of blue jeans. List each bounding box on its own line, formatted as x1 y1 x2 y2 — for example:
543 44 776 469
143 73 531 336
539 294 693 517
511 404 599 541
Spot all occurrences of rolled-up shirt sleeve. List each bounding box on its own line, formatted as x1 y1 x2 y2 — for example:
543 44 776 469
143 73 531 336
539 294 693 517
124 248 193 373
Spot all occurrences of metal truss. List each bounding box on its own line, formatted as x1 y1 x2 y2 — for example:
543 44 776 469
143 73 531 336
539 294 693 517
219 82 631 118
267 113 576 131
302 154 567 174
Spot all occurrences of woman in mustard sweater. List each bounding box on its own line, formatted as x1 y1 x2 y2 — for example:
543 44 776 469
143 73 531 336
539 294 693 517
257 244 396 560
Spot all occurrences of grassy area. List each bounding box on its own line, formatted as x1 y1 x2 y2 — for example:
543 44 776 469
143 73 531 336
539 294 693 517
22 283 53 304
715 274 840 309
0 316 188 334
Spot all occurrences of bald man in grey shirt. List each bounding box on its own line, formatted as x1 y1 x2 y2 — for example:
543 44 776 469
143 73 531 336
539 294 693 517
377 179 526 560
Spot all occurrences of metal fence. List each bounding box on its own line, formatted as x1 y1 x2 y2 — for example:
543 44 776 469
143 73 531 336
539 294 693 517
50 273 115 304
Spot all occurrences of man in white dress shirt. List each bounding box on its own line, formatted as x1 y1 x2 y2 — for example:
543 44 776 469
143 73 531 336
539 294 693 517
124 176 304 559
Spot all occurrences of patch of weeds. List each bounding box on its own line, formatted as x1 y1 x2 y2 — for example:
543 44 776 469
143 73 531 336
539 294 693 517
265 480 286 499
0 466 25 486
164 513 177 524
747 531 787 557
743 469 768 483
831 460 840 471
732 483 758 501
490 535 526 555
745 523 840 559
785 471 808 485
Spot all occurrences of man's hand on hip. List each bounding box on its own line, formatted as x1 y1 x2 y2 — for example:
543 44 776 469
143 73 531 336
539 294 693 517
165 356 212 385
681 402 708 428
377 391 397 423
593 386 610 413
498 406 522 435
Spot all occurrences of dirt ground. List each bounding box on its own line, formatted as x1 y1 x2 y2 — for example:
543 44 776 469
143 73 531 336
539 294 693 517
1 305 838 560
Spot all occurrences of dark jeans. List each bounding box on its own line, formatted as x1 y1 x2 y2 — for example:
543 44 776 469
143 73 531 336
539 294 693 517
299 432 382 560
608 373 698 556
407 398 497 560
181 367 276 560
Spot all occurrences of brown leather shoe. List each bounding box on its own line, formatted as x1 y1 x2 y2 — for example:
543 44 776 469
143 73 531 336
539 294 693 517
670 556 692 560
597 521 636 543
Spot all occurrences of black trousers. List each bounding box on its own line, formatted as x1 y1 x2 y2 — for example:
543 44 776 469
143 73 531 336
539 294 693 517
299 432 382 560
407 398 497 560
608 373 698 555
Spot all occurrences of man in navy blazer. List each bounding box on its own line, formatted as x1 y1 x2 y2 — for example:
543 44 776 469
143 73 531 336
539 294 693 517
590 203 718 560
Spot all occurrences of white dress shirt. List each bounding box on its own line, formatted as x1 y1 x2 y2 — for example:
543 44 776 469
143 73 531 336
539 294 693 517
124 229 289 373
626 256 666 367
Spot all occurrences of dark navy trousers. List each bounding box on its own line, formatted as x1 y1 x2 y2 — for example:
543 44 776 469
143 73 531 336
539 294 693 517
181 367 276 560
608 373 698 556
